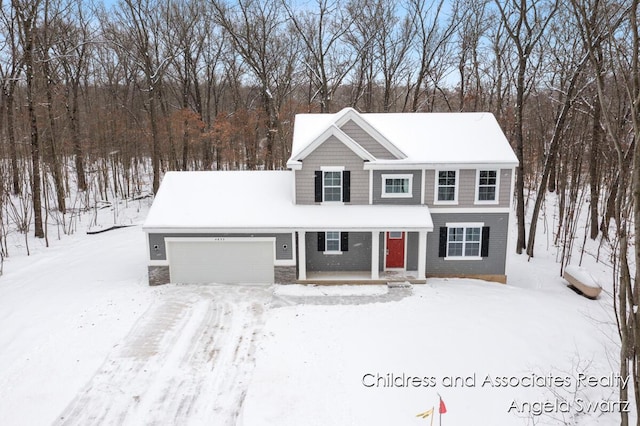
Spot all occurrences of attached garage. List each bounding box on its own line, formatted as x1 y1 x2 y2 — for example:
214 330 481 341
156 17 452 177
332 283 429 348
166 238 275 284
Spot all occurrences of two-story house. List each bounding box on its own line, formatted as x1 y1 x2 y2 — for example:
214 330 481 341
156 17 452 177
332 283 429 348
143 108 518 285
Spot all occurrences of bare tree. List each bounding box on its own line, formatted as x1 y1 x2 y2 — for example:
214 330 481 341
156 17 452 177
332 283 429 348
495 0 558 254
211 0 295 169
13 0 45 238
284 0 356 113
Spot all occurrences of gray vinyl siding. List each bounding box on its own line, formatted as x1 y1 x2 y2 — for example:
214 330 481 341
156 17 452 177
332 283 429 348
424 168 512 208
339 120 397 159
426 213 509 275
372 170 422 205
407 232 419 270
295 135 368 204
148 233 293 261
306 232 371 272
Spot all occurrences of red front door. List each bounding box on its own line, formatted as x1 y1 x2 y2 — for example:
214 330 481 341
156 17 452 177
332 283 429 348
385 232 405 269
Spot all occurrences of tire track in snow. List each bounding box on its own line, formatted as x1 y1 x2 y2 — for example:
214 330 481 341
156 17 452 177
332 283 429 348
55 285 272 426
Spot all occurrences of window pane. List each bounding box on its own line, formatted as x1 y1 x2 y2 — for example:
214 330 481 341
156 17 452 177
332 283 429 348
438 187 455 201
448 242 463 256
466 227 481 241
465 242 480 256
448 228 463 242
325 187 341 201
324 171 341 186
478 187 496 201
385 178 409 194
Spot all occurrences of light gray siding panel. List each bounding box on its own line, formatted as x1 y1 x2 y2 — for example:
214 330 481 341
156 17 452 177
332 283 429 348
295 136 368 204
148 233 293 261
424 168 512 208
339 120 397 159
306 232 371 272
457 169 477 205
499 169 512 207
426 213 509 275
372 170 422 205
423 169 435 206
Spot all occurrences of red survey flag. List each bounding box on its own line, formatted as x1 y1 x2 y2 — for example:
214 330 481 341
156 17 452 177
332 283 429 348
439 397 447 414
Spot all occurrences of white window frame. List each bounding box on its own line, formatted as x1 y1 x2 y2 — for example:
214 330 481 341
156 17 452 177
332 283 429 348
434 169 459 205
444 222 484 260
321 166 344 203
324 231 342 254
381 174 413 198
475 169 500 205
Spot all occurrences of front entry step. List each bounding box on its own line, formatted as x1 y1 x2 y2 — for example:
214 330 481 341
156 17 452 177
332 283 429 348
387 281 412 289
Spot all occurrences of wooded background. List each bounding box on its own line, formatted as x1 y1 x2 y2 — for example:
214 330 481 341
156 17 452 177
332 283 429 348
1 0 639 421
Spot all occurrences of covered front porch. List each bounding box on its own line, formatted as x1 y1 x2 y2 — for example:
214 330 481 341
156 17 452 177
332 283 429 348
296 230 429 283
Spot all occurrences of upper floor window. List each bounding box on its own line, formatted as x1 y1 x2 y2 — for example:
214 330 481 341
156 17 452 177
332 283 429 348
476 170 499 203
436 170 457 203
315 167 351 203
324 171 342 201
381 174 413 198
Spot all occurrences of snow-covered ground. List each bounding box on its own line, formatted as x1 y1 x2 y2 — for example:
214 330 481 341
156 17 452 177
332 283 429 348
0 194 632 425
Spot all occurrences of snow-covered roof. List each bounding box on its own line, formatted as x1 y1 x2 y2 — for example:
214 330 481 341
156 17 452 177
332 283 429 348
143 171 433 232
289 108 519 167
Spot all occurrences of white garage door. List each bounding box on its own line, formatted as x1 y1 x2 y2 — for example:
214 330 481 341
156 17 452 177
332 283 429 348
167 239 275 284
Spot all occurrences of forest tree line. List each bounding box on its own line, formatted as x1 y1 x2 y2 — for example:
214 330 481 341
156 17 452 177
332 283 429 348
1 0 640 421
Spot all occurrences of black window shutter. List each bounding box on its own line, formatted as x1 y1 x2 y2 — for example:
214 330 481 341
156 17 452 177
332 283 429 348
318 232 326 251
317 232 325 251
481 226 490 257
341 232 349 251
314 171 323 202
438 227 448 257
342 171 351 202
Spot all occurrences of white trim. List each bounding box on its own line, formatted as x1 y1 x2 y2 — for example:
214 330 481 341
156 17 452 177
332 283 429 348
321 166 345 171
445 222 485 228
298 231 306 280
475 169 500 205
148 260 169 266
333 108 407 159
371 231 380 279
421 169 426 205
417 231 427 278
433 169 459 205
445 256 483 261
275 259 296 266
363 162 519 170
509 167 516 209
381 174 413 198
145 226 434 234
291 125 376 162
292 169 297 204
369 169 373 205
430 207 511 214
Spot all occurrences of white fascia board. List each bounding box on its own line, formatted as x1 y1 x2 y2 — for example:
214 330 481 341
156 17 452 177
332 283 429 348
143 226 434 233
364 161 520 170
290 125 376 162
333 108 407 159
429 207 511 214
286 160 302 170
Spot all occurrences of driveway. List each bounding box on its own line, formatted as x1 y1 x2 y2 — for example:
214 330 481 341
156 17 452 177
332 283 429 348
56 284 272 426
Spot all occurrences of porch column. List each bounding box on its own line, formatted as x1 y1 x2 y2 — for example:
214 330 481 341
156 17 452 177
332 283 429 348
418 230 427 278
371 231 380 279
298 231 307 280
